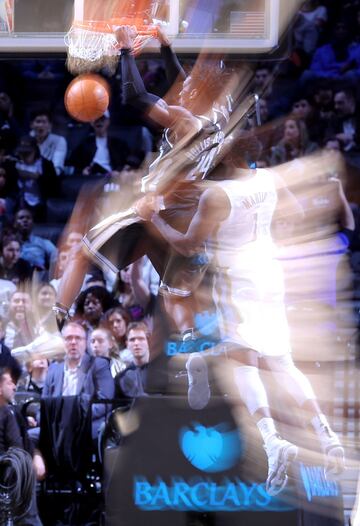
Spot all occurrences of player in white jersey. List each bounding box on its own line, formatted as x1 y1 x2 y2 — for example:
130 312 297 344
136 132 345 495
209 168 292 357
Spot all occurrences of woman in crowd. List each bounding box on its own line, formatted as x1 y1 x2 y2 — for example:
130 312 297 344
269 116 318 166
101 306 133 366
34 282 57 333
0 233 33 284
74 285 115 334
4 289 36 350
89 326 126 378
113 259 158 322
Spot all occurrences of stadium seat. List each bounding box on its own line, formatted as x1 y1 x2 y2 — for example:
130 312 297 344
60 175 104 200
46 199 75 224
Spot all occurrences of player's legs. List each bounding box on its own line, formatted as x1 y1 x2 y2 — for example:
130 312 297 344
160 251 211 337
265 354 345 477
56 243 89 312
228 346 298 495
163 294 197 334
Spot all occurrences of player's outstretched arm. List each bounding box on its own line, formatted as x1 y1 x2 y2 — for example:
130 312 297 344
157 25 186 85
136 185 230 256
116 25 175 129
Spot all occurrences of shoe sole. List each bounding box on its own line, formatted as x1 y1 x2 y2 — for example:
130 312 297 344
266 443 298 496
186 353 210 410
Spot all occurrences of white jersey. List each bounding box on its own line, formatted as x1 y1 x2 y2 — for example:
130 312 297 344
210 169 291 356
210 168 277 269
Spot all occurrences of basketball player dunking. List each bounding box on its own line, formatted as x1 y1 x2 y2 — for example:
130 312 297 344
135 132 345 496
54 25 246 342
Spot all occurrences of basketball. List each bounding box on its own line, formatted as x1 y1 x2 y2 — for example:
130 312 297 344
64 74 110 123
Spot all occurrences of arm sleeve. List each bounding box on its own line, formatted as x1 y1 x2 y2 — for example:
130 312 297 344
121 49 161 112
160 45 186 85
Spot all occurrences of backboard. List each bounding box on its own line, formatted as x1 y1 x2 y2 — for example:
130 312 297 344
0 0 299 55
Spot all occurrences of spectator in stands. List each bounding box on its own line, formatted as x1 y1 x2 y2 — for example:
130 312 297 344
0 317 22 382
50 230 83 289
0 92 21 150
42 321 114 440
101 307 132 358
83 270 107 290
252 64 290 119
17 357 49 396
291 95 323 142
13 208 57 271
65 230 83 249
89 327 126 378
13 136 58 220
291 97 314 122
269 116 318 166
300 1 327 29
323 136 342 154
114 258 158 321
0 277 15 319
4 289 35 350
30 110 68 176
101 306 133 365
326 88 360 152
0 233 33 284
50 248 69 290
74 285 115 334
0 162 17 221
313 83 334 121
301 20 360 85
115 322 150 399
34 282 56 333
68 110 130 176
0 367 44 525
292 1 327 60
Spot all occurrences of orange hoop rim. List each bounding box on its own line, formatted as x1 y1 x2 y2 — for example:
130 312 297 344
70 19 158 37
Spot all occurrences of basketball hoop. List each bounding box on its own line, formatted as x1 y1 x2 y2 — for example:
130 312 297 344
65 17 159 74
65 20 118 74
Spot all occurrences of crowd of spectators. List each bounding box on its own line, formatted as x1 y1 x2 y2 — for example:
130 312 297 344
0 0 360 523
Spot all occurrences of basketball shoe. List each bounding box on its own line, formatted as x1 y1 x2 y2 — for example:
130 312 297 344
264 435 298 496
317 424 345 478
186 352 210 410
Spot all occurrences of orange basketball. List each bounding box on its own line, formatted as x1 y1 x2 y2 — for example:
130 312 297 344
65 74 110 123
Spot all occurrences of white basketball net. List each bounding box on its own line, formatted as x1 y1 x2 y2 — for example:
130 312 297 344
64 25 119 63
64 21 157 74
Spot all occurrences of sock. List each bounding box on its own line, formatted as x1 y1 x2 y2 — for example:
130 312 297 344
257 417 278 445
311 414 330 435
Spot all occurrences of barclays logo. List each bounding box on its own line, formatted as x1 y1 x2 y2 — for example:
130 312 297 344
133 423 295 512
179 423 242 473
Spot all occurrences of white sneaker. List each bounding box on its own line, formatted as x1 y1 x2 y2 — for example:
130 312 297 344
186 353 210 410
264 436 298 496
317 425 345 478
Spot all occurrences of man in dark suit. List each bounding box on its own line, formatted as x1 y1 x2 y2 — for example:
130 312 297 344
42 321 114 439
68 110 130 176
